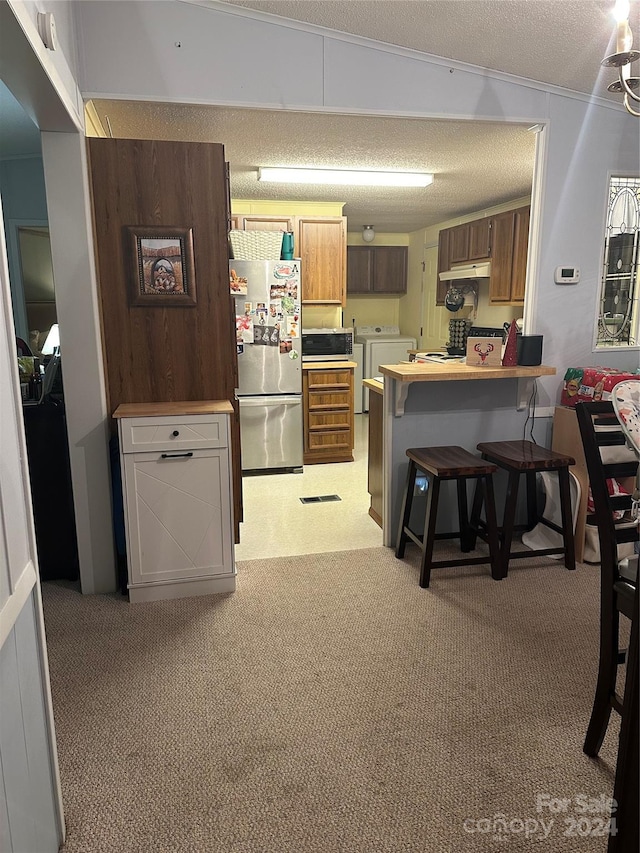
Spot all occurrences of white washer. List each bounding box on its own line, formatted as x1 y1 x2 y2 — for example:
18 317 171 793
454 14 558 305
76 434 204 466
355 326 416 411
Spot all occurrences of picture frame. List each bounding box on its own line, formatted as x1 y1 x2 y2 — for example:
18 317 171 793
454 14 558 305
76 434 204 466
127 226 196 306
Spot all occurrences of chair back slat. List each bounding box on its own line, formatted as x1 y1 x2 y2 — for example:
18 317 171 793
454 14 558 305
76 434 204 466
575 401 638 584
602 462 639 480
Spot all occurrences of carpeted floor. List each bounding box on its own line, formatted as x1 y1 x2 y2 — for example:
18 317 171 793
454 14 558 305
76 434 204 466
42 547 622 852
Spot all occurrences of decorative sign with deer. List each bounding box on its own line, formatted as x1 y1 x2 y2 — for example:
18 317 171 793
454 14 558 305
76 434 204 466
465 336 502 367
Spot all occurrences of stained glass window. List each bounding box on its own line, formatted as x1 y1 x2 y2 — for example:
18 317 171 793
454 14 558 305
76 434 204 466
597 176 640 348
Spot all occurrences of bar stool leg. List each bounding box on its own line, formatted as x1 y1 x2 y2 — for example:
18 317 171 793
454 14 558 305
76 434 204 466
500 470 521 578
467 478 483 551
419 475 440 589
483 474 502 580
395 459 417 559
457 478 472 552
557 467 576 571
526 471 538 530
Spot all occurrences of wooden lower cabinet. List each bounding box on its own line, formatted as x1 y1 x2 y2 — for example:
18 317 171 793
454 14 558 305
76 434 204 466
303 365 354 464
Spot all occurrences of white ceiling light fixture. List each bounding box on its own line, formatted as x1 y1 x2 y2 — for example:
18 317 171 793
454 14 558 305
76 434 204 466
258 167 434 187
602 0 640 116
362 225 375 243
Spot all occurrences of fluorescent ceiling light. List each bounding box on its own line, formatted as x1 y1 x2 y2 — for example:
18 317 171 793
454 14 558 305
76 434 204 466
258 167 433 188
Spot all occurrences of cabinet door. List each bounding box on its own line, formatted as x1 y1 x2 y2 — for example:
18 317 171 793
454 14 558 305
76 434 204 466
510 206 530 303
123 448 233 585
238 214 295 233
489 211 516 303
468 218 491 260
436 227 451 305
372 246 407 293
449 224 470 264
297 216 346 304
347 246 374 293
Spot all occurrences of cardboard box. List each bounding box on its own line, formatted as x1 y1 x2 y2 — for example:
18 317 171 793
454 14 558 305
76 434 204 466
560 366 637 407
466 336 502 367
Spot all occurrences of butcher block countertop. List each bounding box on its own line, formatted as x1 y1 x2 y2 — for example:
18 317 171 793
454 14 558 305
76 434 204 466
113 400 234 418
363 378 384 395
378 362 556 383
302 361 356 370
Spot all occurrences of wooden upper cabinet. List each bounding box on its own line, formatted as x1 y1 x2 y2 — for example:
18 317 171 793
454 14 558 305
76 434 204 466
449 224 470 264
489 206 530 305
436 206 530 306
372 246 407 293
236 214 295 233
488 211 517 303
436 227 451 305
510 206 530 303
347 246 408 294
347 246 374 294
229 213 347 304
468 218 492 260
297 216 347 305
447 218 491 266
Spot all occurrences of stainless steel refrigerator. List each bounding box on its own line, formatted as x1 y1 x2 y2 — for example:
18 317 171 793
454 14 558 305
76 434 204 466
231 259 303 471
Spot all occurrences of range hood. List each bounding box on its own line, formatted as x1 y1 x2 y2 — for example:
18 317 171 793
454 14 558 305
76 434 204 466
439 262 491 282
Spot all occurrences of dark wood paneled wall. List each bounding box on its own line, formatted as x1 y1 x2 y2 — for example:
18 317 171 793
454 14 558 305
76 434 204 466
87 138 242 530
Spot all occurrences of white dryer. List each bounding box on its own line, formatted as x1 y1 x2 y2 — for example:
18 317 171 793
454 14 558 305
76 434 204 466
355 326 416 411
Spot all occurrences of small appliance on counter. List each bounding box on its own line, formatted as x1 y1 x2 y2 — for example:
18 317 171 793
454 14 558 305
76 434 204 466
301 327 354 362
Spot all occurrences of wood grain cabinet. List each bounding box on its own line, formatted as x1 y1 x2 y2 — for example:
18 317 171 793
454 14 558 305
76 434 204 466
436 206 530 306
489 206 530 305
448 219 492 265
230 214 347 305
347 246 408 294
303 365 354 464
114 404 236 602
297 216 347 305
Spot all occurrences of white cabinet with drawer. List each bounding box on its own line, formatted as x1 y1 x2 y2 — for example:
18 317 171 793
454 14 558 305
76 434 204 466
114 402 236 603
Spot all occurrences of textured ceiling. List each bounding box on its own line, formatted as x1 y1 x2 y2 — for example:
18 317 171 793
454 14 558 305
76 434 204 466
217 0 639 101
91 101 536 232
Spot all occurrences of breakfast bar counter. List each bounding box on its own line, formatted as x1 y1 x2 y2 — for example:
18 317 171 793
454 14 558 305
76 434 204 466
372 362 557 546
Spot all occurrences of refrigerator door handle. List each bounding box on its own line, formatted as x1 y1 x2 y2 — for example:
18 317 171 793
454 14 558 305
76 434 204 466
238 396 301 407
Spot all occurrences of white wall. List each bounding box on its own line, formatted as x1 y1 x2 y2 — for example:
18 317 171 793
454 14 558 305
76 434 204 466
75 0 640 404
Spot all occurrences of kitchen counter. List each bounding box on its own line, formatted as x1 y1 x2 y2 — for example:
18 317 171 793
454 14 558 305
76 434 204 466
302 360 357 370
379 362 555 416
363 378 384 395
379 362 555 382
113 400 234 418
372 361 559 548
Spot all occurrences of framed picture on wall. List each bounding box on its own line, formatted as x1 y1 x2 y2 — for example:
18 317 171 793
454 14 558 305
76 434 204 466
127 226 197 306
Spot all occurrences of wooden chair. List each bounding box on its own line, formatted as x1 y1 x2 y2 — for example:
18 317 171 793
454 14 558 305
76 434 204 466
575 401 638 757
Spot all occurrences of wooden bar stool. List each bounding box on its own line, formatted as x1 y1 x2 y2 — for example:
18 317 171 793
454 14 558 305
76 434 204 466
395 446 501 588
475 440 576 577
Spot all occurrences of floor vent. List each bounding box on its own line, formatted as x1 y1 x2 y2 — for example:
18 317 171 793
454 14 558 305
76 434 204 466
300 494 342 504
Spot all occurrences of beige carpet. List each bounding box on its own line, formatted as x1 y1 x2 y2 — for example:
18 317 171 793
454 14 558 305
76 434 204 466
43 547 621 852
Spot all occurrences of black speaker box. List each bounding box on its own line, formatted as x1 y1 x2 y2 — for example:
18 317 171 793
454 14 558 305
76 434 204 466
517 335 543 366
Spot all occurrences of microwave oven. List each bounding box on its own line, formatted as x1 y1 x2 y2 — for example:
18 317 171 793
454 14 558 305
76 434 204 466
301 328 354 361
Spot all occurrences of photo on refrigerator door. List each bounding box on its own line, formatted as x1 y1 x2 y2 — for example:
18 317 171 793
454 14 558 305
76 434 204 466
230 267 248 294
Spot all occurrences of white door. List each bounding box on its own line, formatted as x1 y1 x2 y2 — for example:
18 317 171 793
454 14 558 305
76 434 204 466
0 201 64 848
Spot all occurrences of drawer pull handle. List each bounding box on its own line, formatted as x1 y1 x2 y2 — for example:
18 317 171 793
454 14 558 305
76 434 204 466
160 452 193 459
172 430 180 437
